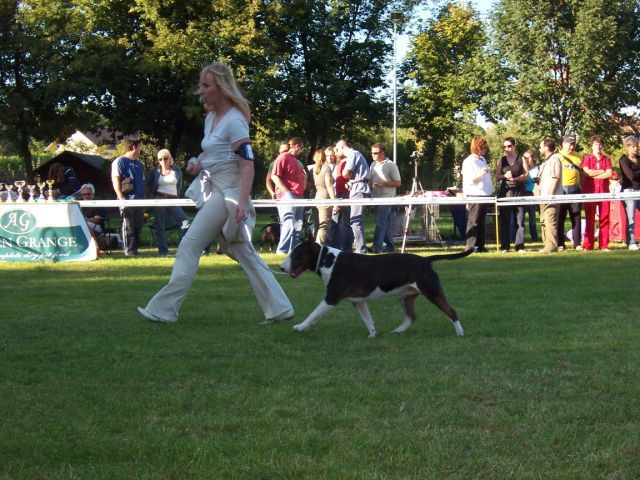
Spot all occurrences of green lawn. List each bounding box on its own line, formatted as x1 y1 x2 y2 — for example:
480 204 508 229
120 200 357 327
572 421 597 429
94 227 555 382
1 245 639 479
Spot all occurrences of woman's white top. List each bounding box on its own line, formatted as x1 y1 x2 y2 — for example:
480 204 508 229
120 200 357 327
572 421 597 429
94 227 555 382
157 170 178 196
462 154 494 195
200 108 249 169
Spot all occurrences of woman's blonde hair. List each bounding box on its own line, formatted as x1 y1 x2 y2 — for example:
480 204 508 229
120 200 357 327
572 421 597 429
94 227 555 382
199 62 251 121
157 149 174 166
313 149 326 175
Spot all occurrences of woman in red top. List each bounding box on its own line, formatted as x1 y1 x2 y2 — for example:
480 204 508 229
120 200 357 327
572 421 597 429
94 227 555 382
581 135 613 250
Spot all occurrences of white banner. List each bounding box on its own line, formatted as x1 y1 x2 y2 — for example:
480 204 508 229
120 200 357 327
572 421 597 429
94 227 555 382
0 202 97 262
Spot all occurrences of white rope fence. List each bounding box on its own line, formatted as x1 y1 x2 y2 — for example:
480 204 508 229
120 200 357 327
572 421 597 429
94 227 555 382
76 190 640 209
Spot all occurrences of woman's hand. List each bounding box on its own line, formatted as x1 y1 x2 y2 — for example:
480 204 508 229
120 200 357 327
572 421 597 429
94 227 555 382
235 199 249 223
186 158 203 176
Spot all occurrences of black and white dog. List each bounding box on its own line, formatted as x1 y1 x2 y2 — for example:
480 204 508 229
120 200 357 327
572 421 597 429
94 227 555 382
280 240 473 338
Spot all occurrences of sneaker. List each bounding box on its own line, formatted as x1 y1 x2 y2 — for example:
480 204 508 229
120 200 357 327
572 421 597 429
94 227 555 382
137 306 175 323
558 246 565 251
517 249 526 253
629 244 639 251
262 308 295 325
575 245 583 251
601 248 611 252
500 249 509 253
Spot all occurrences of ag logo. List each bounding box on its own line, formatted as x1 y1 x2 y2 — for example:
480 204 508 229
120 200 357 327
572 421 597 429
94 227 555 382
0 210 37 234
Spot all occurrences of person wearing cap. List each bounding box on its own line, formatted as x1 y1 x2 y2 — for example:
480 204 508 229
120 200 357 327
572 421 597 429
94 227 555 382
581 134 613 251
618 135 640 250
556 136 583 251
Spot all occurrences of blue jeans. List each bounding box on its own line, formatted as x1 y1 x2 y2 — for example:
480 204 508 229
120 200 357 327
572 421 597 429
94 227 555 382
372 204 394 252
153 205 188 255
623 188 640 245
349 192 369 253
276 192 303 254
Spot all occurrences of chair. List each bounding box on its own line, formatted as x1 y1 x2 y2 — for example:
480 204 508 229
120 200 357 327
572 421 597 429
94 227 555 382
81 206 121 253
145 211 185 249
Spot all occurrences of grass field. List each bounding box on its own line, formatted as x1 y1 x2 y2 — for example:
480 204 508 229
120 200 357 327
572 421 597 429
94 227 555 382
1 244 639 479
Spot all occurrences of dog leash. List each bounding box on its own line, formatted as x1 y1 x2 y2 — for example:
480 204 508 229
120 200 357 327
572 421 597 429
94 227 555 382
314 245 325 273
218 222 288 276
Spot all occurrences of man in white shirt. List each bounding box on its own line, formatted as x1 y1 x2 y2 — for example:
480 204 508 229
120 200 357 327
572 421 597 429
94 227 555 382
370 143 401 253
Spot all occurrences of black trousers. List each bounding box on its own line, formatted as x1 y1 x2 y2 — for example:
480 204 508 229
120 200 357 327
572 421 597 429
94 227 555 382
465 202 491 250
557 201 581 248
121 206 144 256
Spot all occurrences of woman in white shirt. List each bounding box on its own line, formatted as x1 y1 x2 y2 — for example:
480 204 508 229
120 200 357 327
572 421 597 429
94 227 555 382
145 149 189 255
462 136 494 252
138 62 293 324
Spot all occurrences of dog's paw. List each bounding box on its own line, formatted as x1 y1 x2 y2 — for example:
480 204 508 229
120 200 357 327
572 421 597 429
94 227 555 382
292 324 306 332
368 331 378 339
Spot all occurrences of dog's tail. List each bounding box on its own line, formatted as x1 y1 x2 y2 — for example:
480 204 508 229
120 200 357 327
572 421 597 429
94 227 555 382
423 248 474 263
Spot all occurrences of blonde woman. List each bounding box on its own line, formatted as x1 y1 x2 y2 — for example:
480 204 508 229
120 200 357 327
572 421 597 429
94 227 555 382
312 148 336 244
138 62 293 324
145 149 189 255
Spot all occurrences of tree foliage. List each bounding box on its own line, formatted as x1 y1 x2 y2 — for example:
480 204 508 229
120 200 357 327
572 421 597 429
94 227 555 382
400 3 487 186
1 0 418 181
484 0 640 141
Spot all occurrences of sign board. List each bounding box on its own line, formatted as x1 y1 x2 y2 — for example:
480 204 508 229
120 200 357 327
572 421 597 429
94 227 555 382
0 202 97 262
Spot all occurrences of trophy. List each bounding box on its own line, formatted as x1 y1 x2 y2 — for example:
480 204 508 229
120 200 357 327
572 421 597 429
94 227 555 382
46 179 55 202
6 183 15 202
27 184 37 202
37 181 47 202
14 180 26 203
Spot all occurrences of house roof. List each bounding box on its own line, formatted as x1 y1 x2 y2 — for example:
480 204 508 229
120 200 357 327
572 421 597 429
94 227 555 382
35 151 108 174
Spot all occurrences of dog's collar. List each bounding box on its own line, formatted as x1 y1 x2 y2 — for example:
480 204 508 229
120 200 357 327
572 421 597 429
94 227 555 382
315 245 326 274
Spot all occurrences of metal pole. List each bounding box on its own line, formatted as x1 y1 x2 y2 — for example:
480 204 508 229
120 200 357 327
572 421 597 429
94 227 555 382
393 20 397 165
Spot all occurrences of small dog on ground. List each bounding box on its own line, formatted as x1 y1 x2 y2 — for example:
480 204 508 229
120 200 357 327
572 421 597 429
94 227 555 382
259 215 281 252
280 240 473 338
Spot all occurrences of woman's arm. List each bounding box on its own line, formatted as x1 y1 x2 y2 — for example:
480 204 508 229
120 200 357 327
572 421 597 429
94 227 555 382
325 169 336 199
233 137 254 223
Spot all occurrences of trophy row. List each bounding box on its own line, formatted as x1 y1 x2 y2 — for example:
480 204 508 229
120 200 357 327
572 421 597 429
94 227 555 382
0 180 57 203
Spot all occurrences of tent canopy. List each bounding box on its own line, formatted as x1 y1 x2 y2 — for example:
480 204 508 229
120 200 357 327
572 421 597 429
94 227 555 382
34 151 113 198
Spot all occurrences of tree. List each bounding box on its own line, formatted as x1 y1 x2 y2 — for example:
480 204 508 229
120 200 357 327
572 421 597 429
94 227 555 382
400 2 487 187
0 0 98 180
253 0 418 161
484 0 640 141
